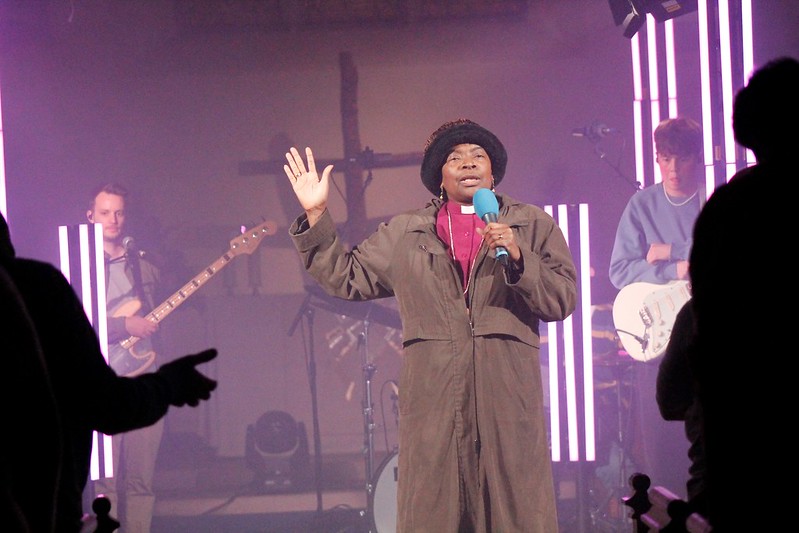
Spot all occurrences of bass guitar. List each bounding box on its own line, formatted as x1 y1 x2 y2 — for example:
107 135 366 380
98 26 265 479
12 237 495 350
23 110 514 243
611 280 691 362
108 219 276 376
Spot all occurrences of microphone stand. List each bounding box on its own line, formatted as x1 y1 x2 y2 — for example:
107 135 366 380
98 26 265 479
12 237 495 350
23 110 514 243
361 314 376 490
126 245 146 304
288 293 324 515
583 136 641 192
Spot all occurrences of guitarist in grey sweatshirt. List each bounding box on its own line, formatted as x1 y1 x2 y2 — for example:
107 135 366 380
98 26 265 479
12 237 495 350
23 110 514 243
606 117 705 505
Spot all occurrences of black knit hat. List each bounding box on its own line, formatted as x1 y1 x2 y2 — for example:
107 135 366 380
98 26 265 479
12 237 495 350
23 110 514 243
420 119 508 196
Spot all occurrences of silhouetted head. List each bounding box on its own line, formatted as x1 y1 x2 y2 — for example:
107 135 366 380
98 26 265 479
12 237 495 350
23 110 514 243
733 56 799 163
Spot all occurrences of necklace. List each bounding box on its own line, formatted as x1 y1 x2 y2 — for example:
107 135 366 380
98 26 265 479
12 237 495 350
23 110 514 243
446 205 480 296
662 184 698 207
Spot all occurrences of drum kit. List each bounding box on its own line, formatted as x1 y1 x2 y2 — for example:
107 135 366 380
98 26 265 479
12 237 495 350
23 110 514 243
540 303 639 530
300 285 400 532
370 451 398 533
588 304 641 531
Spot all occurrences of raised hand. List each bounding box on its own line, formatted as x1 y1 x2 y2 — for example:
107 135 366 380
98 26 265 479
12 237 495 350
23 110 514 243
284 146 334 226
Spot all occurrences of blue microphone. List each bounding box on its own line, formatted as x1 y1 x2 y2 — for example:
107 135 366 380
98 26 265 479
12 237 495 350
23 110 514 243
473 188 509 266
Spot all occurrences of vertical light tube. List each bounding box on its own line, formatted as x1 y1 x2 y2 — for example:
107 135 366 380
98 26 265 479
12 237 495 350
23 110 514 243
59 226 72 282
647 15 662 184
717 0 738 181
544 205 561 461
664 20 679 117
631 36 645 190
697 0 717 199
79 225 94 325
66 223 113 480
556 204 580 461
0 86 6 220
101 434 114 479
93 223 109 363
89 432 100 482
545 204 596 462
741 0 756 166
547 321 561 462
562 311 578 461
579 204 596 461
92 222 113 477
740 0 753 80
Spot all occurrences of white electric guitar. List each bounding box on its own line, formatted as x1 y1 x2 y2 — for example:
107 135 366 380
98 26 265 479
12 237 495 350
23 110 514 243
108 219 276 376
611 280 691 362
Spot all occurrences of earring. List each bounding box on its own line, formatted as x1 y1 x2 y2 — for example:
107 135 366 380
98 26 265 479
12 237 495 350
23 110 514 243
439 185 445 200
490 178 496 192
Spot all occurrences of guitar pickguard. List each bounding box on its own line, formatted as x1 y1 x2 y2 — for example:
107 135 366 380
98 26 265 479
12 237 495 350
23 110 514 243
612 280 691 362
108 343 156 377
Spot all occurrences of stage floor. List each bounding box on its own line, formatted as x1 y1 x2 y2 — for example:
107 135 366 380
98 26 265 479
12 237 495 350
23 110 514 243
150 450 373 533
143 446 632 532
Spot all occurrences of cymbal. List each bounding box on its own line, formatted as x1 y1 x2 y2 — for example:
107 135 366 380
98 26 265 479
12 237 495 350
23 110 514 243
304 285 402 330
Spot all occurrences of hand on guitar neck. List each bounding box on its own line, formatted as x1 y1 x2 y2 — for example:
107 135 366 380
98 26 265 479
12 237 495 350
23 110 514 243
108 219 277 377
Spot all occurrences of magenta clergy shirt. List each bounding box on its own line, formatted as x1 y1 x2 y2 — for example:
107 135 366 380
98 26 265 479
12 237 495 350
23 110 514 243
435 201 486 294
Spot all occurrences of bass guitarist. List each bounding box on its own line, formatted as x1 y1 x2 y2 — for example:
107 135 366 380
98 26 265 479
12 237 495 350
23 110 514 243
607 117 705 505
87 182 164 533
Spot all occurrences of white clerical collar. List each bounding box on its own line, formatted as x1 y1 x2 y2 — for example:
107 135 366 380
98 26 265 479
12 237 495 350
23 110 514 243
460 205 475 214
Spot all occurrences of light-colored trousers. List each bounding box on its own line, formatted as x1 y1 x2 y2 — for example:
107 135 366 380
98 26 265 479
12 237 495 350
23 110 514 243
93 418 165 533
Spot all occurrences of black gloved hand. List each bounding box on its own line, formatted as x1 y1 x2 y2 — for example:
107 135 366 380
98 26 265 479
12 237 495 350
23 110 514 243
156 348 218 407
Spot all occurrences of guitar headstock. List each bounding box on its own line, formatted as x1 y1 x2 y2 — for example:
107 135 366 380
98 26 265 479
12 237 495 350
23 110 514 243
229 219 277 256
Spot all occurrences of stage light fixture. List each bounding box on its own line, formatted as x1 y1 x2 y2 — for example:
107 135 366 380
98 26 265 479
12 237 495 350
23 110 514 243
643 0 698 23
609 0 698 38
245 410 310 491
608 0 645 39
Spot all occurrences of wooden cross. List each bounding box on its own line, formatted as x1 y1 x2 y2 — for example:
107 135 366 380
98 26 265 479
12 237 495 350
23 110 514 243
239 51 423 244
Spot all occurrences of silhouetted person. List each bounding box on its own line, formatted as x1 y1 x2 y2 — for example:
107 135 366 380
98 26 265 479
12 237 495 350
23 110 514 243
689 56 799 531
0 212 218 533
656 299 706 516
1 244 62 532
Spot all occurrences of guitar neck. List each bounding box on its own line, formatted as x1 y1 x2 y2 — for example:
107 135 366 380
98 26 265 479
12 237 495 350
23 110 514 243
120 251 237 349
153 254 236 321
118 219 275 351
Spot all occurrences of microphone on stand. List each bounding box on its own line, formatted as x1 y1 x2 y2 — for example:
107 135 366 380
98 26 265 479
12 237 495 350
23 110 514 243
122 236 145 258
571 121 619 142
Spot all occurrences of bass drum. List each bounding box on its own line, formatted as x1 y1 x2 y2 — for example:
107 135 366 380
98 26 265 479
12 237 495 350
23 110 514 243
370 451 398 533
